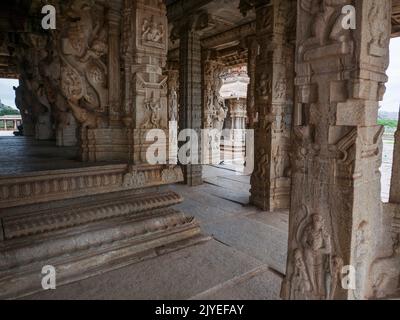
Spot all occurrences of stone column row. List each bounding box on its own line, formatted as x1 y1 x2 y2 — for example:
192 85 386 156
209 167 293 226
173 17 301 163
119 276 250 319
250 0 295 211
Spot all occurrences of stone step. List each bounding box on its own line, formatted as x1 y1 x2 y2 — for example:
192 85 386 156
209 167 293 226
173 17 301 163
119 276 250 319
0 189 205 299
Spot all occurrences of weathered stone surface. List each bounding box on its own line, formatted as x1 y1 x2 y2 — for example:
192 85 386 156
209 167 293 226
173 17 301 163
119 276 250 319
282 0 392 300
0 189 201 299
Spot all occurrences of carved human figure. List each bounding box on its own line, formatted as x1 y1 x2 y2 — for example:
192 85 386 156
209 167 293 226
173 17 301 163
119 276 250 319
290 249 312 300
353 221 369 300
213 101 227 132
142 94 162 129
301 213 332 299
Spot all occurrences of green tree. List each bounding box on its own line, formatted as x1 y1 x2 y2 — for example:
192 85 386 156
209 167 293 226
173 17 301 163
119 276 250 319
0 105 20 116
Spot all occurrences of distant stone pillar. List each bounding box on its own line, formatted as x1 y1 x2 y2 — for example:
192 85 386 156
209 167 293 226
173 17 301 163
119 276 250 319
107 0 122 126
202 49 225 165
389 112 400 203
249 0 294 211
178 17 203 186
165 65 180 164
282 0 391 300
246 35 258 129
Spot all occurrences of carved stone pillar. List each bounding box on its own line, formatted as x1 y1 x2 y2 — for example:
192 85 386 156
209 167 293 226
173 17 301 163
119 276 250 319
246 35 258 129
165 65 179 164
249 0 294 211
178 19 203 186
281 0 391 300
107 0 122 126
389 112 400 203
202 50 226 165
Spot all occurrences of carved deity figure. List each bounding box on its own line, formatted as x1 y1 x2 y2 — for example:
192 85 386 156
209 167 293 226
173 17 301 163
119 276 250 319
142 94 163 129
213 100 227 132
300 213 332 299
142 17 164 43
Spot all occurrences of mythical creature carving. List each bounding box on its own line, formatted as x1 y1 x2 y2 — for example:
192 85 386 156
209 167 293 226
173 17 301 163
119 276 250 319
204 61 227 130
369 234 400 299
299 0 352 55
58 0 108 128
368 1 390 53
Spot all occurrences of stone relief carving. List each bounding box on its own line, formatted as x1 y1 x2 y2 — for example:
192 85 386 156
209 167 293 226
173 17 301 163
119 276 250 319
204 60 227 130
289 205 343 300
369 234 400 299
141 93 165 129
353 221 370 300
123 171 147 188
59 0 108 128
161 166 184 184
368 0 390 56
299 0 352 57
142 16 165 45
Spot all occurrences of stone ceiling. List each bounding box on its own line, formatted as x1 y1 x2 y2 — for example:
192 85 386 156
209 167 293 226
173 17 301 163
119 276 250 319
393 0 400 37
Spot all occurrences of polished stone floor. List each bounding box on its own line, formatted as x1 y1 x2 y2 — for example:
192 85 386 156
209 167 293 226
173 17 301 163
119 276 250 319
0 136 120 176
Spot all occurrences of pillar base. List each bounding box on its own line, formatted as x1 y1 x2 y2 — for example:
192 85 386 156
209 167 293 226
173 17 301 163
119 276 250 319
0 189 204 299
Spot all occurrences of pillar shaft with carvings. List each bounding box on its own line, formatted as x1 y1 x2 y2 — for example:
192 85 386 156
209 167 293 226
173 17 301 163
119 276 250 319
202 49 226 164
389 111 400 203
178 20 203 186
282 0 391 300
125 0 168 164
108 0 123 126
250 0 294 211
246 35 258 129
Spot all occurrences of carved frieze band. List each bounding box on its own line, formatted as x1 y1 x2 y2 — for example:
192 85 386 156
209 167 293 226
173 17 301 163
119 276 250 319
0 165 184 208
2 191 183 240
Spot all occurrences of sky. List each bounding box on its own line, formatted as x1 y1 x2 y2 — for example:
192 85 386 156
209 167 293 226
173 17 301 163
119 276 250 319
0 78 19 109
0 37 399 111
382 37 400 112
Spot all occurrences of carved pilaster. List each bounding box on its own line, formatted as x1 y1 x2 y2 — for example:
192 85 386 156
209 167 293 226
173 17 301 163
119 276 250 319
108 0 123 125
121 0 169 164
282 0 392 300
389 111 400 203
246 35 258 129
250 0 294 211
